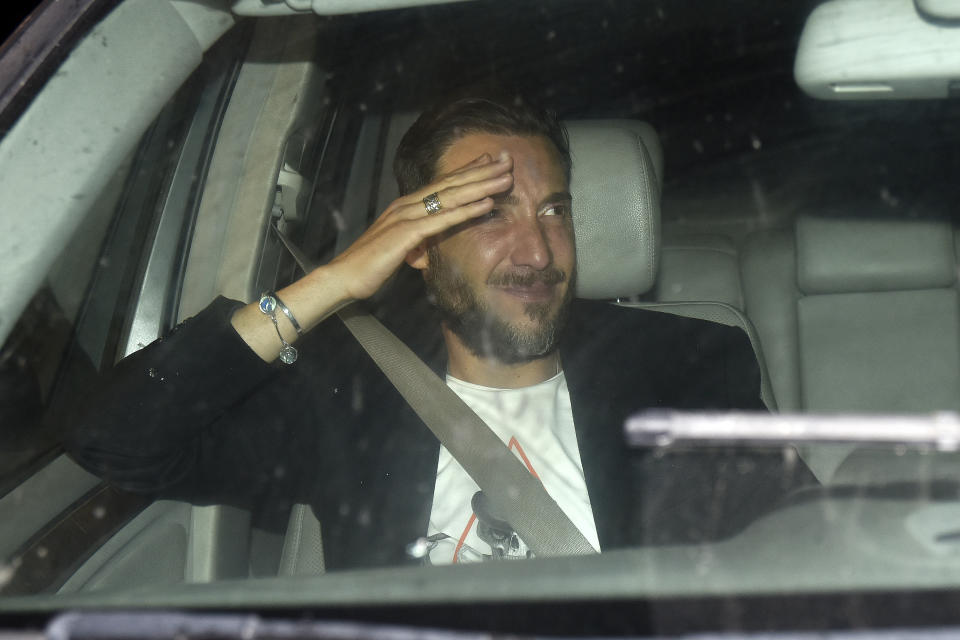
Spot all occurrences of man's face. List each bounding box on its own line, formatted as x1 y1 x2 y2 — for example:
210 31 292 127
424 133 576 364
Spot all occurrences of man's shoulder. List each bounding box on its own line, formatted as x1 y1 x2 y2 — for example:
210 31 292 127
566 299 746 345
563 299 763 410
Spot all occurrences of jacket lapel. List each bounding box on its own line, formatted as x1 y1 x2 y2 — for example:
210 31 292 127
560 301 659 551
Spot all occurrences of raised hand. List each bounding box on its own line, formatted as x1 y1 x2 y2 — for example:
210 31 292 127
326 152 513 301
231 152 513 362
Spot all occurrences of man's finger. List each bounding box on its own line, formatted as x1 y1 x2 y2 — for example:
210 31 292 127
400 172 512 220
401 153 513 207
410 197 494 236
444 153 492 177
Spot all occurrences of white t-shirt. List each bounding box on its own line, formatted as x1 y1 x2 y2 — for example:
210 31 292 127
425 371 601 564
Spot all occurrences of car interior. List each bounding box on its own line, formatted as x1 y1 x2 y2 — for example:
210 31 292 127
1 0 959 601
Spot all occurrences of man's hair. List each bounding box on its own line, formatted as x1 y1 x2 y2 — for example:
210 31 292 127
393 92 571 196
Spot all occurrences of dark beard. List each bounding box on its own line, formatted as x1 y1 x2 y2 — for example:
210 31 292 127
424 247 575 365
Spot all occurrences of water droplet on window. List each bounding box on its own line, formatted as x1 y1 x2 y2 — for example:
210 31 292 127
880 187 900 207
93 506 106 519
750 134 762 150
546 30 556 41
692 139 704 153
148 368 157 378
352 376 364 413
358 509 372 526
36 546 48 559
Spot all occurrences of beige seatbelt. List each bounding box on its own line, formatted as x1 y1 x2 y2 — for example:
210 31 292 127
274 224 596 558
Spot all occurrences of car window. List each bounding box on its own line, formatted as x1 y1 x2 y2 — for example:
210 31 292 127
0 23 258 592
1 0 959 632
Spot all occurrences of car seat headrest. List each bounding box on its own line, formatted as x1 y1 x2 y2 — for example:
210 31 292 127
796 215 956 294
567 120 662 299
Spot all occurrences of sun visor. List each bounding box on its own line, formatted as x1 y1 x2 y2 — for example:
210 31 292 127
795 0 960 100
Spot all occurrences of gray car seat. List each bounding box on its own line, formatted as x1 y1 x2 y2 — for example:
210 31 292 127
741 215 960 481
743 215 960 413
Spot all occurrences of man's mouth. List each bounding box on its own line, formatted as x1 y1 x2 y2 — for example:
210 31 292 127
488 268 566 303
497 281 557 302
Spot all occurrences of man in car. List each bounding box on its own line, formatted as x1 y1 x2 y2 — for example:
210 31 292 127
69 93 813 568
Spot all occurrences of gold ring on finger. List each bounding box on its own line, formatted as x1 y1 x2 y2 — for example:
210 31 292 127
423 192 443 215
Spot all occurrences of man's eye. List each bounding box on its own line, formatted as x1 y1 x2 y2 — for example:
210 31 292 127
541 204 569 217
482 208 501 220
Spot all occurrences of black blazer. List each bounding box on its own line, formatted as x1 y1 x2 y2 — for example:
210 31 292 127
68 288 814 571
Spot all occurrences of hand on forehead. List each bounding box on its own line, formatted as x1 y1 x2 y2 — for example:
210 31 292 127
438 133 568 200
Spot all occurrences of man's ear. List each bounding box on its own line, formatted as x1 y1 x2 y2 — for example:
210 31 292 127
405 241 429 271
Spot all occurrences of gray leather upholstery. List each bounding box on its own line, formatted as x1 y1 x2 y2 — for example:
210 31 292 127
653 232 743 309
797 216 956 294
568 121 661 299
573 119 664 189
799 289 960 411
744 216 960 415
741 229 803 411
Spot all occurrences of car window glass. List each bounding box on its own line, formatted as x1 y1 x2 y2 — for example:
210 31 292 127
0 0 958 615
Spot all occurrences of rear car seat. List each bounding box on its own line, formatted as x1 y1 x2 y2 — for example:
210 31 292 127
653 231 743 310
743 215 960 413
741 215 960 478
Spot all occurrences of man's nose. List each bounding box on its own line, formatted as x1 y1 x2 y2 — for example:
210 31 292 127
509 218 552 270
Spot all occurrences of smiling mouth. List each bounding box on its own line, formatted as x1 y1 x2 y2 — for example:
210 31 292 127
496 282 557 302
488 267 566 304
